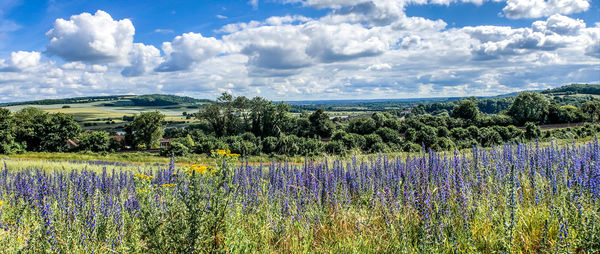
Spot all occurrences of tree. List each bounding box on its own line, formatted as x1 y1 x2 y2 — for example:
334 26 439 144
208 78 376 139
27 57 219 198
127 111 165 149
452 100 479 120
0 108 21 154
508 91 550 124
43 113 81 152
12 108 80 152
581 101 600 123
12 107 48 151
347 117 377 135
78 131 111 152
309 108 334 138
416 126 437 148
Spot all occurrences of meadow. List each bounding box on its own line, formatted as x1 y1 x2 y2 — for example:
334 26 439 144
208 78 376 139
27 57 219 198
0 140 598 253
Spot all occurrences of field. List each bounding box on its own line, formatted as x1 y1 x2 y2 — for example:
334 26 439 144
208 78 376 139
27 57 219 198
4 99 202 130
0 140 599 253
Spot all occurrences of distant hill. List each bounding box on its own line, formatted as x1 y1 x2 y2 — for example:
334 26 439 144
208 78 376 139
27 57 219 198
0 94 211 107
0 95 131 106
541 84 600 95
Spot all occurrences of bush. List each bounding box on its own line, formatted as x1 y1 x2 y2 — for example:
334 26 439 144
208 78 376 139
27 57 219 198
347 117 377 135
416 126 437 148
298 138 323 156
432 137 455 151
78 131 110 152
524 122 542 139
375 127 403 144
324 140 346 155
341 133 366 150
262 136 278 154
403 142 422 153
160 142 189 157
478 127 502 147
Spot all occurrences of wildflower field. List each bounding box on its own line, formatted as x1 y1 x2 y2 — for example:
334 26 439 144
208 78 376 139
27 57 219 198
0 142 599 253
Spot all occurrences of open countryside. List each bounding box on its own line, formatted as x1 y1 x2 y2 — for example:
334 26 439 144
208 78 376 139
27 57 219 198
1 1 599 253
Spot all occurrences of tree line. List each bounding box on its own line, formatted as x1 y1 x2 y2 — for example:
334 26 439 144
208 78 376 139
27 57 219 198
1 90 599 157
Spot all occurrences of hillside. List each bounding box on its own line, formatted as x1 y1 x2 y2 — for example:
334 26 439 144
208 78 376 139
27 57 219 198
0 94 211 107
541 83 600 95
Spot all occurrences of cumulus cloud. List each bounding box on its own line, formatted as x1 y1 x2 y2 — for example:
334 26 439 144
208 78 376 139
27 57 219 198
45 10 134 64
1 3 599 102
156 32 229 72
304 22 388 62
464 15 587 60
122 43 162 77
0 51 41 72
503 0 590 19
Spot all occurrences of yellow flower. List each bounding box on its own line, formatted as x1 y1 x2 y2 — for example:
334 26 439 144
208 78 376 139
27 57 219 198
134 173 153 181
227 153 240 157
161 183 176 188
188 164 213 175
0 200 3 206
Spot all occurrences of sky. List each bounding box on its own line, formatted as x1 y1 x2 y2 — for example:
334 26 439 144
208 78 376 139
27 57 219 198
0 0 598 102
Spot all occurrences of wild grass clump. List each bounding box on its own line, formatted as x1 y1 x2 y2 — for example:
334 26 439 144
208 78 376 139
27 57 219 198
0 141 599 253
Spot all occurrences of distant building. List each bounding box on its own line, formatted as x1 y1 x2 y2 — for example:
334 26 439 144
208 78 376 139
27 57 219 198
159 138 172 149
66 139 79 149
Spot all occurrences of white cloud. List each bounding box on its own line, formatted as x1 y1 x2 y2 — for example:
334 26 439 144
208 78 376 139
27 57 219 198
532 14 585 35
463 15 589 60
45 10 134 64
154 28 174 34
503 0 590 19
1 5 599 102
248 0 259 9
216 15 228 19
156 32 229 72
0 51 41 72
121 43 162 76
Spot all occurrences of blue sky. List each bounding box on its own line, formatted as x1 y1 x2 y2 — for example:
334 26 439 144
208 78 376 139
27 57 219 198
0 0 598 102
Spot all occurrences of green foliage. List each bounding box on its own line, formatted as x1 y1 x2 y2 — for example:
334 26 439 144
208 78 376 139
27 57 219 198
126 111 165 149
11 108 80 152
78 131 111 152
581 101 600 123
432 137 455 151
375 127 402 144
525 122 542 139
541 83 600 95
309 108 334 138
341 133 366 150
347 117 377 135
478 127 502 147
452 100 479 120
508 91 550 124
416 125 437 148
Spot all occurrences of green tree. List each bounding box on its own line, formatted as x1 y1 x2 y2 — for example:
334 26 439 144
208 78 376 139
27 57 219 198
581 101 600 123
43 113 81 152
347 117 377 135
12 108 80 152
12 107 48 151
78 131 111 152
416 126 437 148
0 108 21 154
127 111 165 149
309 108 334 138
508 91 550 124
452 100 479 120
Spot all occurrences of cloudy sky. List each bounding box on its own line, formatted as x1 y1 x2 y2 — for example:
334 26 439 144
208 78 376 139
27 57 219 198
0 0 598 102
